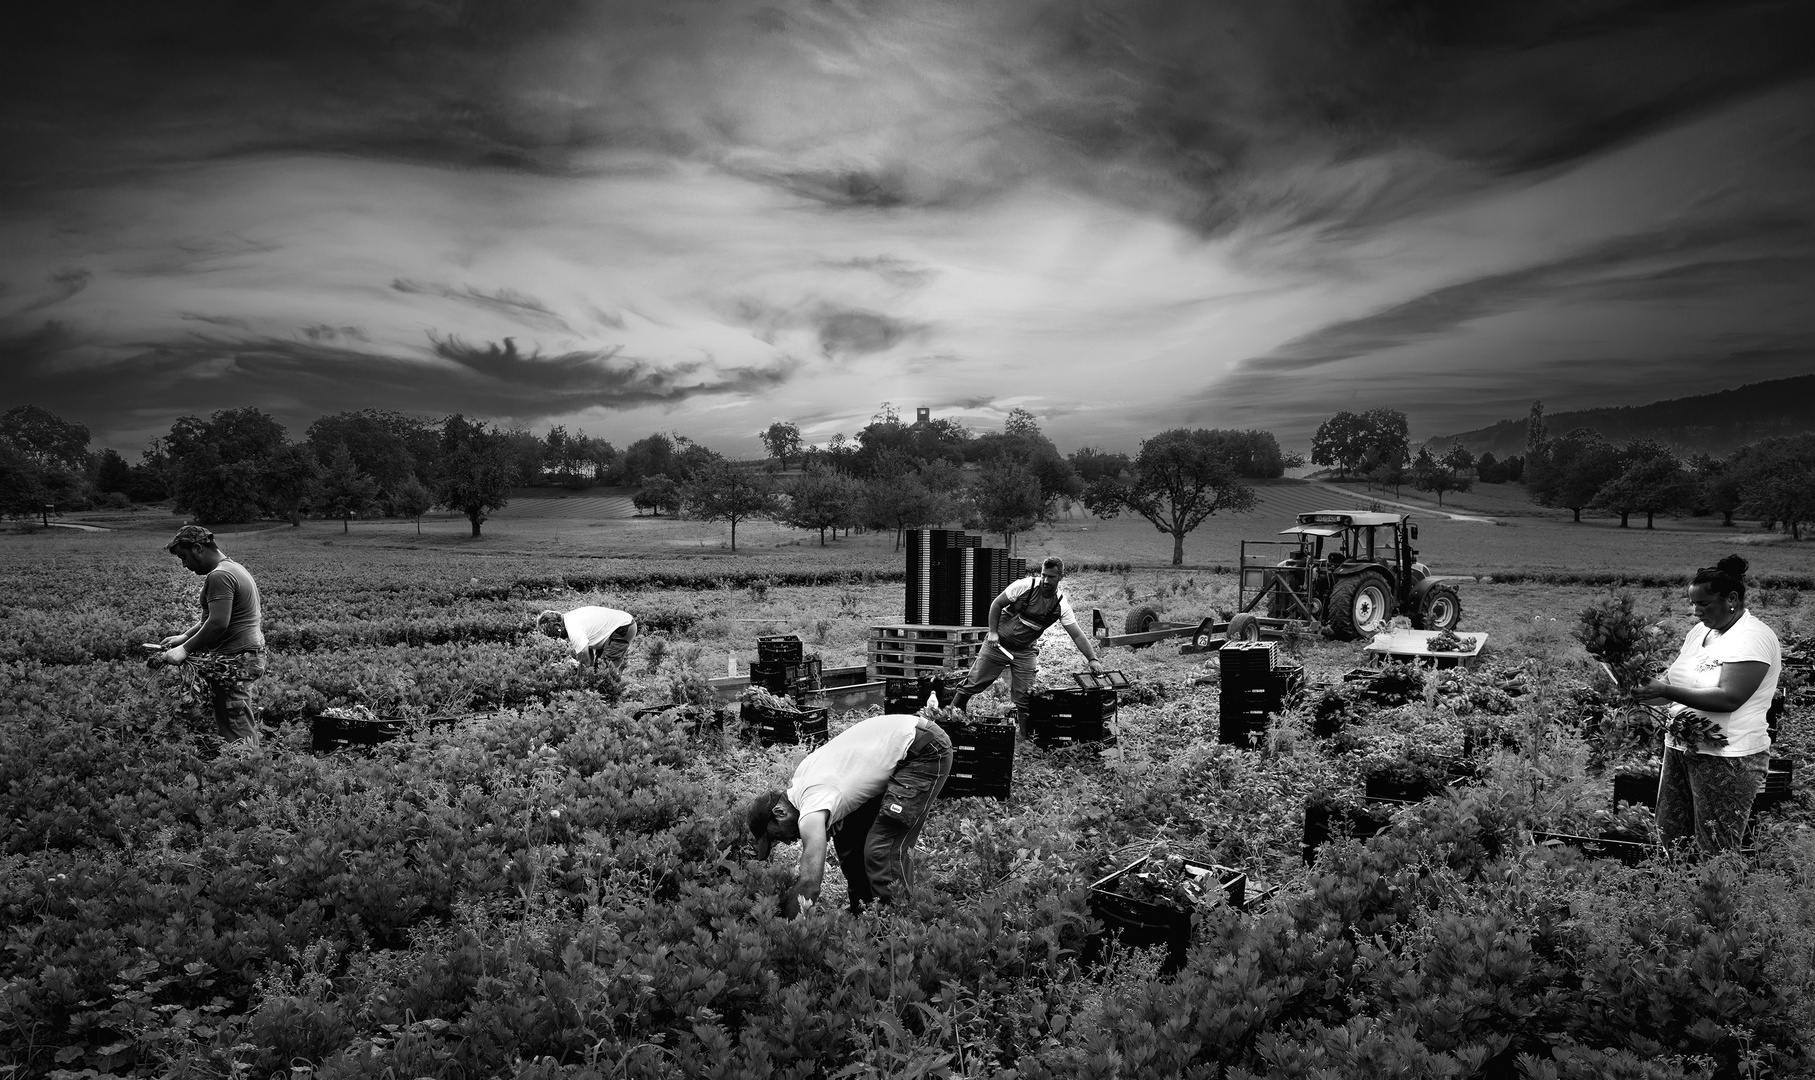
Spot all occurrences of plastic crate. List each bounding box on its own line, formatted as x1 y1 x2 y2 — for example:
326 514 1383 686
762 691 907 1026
939 718 1015 800
1302 801 1394 863
1530 830 1659 866
1028 688 1117 748
1612 770 1659 810
1086 856 1249 973
756 635 804 664
310 712 408 753
743 702 829 747
748 657 823 699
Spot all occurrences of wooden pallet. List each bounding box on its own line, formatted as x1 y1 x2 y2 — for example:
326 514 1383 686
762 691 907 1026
867 624 986 680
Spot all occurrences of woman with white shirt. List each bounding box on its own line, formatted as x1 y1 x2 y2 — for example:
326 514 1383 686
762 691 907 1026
1634 555 1782 853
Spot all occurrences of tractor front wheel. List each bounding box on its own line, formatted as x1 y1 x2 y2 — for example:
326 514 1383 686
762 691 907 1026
1413 585 1462 632
1326 573 1391 641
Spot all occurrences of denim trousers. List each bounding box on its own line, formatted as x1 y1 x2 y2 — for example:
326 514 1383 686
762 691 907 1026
831 719 953 912
1656 746 1767 853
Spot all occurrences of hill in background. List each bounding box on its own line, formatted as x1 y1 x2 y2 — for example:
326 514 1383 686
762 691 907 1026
1432 374 1815 457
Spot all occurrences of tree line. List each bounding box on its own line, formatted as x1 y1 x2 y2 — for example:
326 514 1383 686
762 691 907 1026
0 402 1300 561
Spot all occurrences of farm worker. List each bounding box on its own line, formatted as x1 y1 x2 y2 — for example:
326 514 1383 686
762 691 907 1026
1634 555 1781 854
537 606 638 673
151 526 266 745
747 712 953 916
950 556 1106 734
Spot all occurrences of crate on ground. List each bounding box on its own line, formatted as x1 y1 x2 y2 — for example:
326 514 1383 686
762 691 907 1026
1756 757 1794 812
1086 856 1252 973
1530 830 1659 866
884 673 964 713
939 717 1015 800
310 707 408 753
1302 800 1395 863
1028 687 1117 748
748 657 823 699
1612 769 1659 810
757 635 804 664
867 624 988 680
743 701 829 747
1218 663 1303 748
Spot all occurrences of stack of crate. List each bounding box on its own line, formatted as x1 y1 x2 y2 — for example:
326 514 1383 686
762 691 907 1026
903 527 1026 627
1027 687 1118 748
743 634 828 746
1217 641 1304 748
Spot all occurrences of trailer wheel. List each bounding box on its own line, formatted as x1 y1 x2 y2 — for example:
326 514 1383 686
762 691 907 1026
1124 605 1160 649
1227 612 1261 643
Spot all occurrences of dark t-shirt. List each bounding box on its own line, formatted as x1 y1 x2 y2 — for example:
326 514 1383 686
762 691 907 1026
198 559 264 654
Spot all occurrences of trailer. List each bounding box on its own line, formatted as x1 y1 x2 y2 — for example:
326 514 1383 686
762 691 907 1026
1089 606 1261 652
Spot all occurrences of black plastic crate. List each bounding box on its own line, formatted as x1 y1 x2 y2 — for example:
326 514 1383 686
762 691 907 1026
1612 770 1660 810
1028 688 1117 748
310 711 408 753
757 635 804 664
884 673 964 713
1756 758 1794 812
744 702 829 747
1302 801 1394 863
1086 857 1248 973
939 718 1015 800
1218 640 1278 679
1530 830 1659 866
749 657 823 699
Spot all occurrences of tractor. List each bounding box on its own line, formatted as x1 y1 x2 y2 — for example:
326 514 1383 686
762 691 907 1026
1229 510 1461 642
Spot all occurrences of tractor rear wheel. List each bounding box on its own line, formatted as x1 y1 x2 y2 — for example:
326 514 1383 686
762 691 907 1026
1124 605 1160 649
1326 572 1390 641
1226 612 1261 643
1413 585 1462 631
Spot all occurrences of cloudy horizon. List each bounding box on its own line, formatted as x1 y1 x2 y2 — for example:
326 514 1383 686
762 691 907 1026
3 0 1813 458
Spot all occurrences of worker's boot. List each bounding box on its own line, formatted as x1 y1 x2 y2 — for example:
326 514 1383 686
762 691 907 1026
949 689 972 713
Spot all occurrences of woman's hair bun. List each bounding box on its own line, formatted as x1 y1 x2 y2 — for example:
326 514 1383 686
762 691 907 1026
1716 555 1748 579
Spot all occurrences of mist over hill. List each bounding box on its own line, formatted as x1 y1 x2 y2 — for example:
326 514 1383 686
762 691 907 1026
1432 374 1815 458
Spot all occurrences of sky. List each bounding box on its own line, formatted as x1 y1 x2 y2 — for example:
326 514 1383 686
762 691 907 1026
2 0 1813 458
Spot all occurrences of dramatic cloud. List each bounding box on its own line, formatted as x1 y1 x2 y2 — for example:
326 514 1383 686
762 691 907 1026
2 0 1812 452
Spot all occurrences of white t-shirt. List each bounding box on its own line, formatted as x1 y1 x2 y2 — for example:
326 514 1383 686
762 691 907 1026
1661 609 1780 757
787 714 920 827
560 606 636 656
999 576 1079 630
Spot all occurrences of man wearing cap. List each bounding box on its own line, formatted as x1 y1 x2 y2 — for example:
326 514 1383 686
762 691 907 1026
537 605 638 673
748 712 952 915
153 526 266 745
951 556 1106 734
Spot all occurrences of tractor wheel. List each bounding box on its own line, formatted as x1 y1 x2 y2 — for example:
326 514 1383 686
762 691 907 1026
1226 612 1261 643
1413 585 1462 632
1124 605 1160 649
1326 572 1391 641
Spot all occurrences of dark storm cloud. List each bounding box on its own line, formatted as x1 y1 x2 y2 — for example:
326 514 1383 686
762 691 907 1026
1220 213 1815 381
391 279 573 332
0 326 800 434
814 308 916 359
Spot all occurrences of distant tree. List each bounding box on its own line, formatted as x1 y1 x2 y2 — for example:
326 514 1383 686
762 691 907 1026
864 460 965 549
758 422 804 471
1083 427 1258 565
0 404 90 471
317 443 380 533
1475 451 1506 484
1410 445 1474 507
1733 434 1815 539
1504 455 1524 483
1212 429 1291 479
435 415 513 537
1523 400 1549 465
305 410 416 505
1592 448 1696 529
632 473 682 517
1528 427 1621 522
0 442 47 519
683 461 777 552
163 407 291 524
94 448 133 496
1068 446 1132 484
127 445 171 503
1311 410 1408 480
392 474 435 535
258 444 321 526
970 460 1046 553
1695 451 1746 527
498 427 548 486
778 467 863 545
672 435 723 481
1365 456 1406 496
622 433 677 485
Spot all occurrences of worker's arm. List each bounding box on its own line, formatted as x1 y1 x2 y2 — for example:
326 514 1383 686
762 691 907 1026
161 616 205 649
791 809 830 908
1064 622 1107 671
159 595 233 664
1635 662 1770 715
985 592 1011 641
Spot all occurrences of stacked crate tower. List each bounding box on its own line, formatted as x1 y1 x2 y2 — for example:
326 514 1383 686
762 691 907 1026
1217 641 1304 748
902 528 1025 627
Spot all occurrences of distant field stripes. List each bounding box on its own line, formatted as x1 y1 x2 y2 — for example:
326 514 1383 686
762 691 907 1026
490 495 639 520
